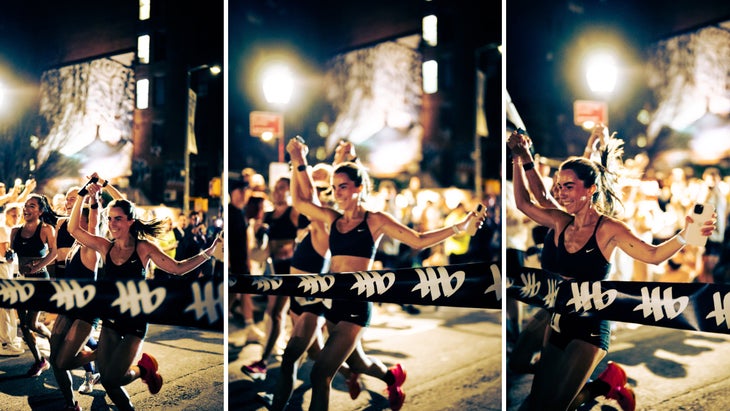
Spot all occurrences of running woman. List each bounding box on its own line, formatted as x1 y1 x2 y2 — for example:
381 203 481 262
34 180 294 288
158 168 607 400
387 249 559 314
287 137 486 411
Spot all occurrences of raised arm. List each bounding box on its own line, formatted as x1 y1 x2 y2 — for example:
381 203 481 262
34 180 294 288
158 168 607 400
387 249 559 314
16 179 36 204
508 133 567 230
68 182 111 256
287 137 338 225
507 131 560 209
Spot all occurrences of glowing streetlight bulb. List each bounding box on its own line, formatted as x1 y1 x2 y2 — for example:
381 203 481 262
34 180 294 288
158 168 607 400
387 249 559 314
585 52 618 94
262 65 293 105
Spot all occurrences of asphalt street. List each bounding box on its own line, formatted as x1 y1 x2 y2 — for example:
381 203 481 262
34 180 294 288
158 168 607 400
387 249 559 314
228 302 502 411
0 316 224 411
508 313 730 411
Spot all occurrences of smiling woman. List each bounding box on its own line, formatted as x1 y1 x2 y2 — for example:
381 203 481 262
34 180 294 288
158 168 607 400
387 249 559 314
507 129 717 410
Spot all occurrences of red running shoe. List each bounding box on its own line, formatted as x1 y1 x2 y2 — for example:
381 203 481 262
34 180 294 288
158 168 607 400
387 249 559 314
606 384 636 411
597 361 628 390
386 364 407 410
137 353 163 394
346 372 361 400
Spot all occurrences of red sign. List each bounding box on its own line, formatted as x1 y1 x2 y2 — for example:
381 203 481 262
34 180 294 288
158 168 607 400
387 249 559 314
573 100 608 126
250 111 284 138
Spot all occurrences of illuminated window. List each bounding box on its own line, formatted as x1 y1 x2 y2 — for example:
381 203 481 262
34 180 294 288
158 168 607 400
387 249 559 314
422 15 437 47
136 79 149 109
423 60 438 94
138 35 150 64
139 0 151 20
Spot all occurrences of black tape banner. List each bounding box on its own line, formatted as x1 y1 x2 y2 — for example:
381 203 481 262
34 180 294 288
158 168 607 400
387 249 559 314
229 262 501 309
506 265 562 311
508 265 730 335
0 278 223 331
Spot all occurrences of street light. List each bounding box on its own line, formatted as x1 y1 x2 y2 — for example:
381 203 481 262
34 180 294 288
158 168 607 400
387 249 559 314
262 64 293 162
184 64 220 215
585 51 618 95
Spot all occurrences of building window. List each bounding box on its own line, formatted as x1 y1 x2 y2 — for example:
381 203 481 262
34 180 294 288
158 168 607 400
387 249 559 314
422 15 437 47
137 79 149 109
138 34 150 64
154 30 167 62
139 0 151 21
154 74 165 107
423 60 438 94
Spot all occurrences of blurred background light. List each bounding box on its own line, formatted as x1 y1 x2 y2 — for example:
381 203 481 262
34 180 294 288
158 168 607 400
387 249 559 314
585 51 618 94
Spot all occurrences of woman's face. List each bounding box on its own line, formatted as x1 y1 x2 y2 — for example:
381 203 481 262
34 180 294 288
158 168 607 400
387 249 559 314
271 179 290 205
65 189 79 212
5 208 19 226
555 169 593 214
332 173 361 209
23 197 42 223
106 206 133 239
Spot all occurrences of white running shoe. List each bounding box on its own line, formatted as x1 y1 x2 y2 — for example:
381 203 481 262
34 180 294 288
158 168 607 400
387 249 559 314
78 371 101 394
0 343 24 356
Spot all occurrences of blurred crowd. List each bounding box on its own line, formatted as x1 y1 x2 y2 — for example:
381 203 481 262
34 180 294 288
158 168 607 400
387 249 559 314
239 166 500 278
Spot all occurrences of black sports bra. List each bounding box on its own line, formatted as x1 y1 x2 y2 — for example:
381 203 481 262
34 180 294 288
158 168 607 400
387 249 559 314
102 240 146 280
554 215 611 281
329 212 377 260
12 223 47 258
57 220 76 249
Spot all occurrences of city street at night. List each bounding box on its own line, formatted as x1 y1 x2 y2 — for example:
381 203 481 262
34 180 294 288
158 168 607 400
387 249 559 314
0 321 223 411
229 304 501 411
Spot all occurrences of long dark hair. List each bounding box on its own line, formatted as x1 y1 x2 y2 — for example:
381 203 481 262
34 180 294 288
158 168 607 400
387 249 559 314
27 194 61 226
107 199 164 239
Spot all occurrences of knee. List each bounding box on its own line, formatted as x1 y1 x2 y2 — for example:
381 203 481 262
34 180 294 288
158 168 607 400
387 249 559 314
281 345 303 366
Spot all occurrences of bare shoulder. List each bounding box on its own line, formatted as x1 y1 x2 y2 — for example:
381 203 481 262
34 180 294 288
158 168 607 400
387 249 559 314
597 215 635 242
41 222 57 235
367 210 394 223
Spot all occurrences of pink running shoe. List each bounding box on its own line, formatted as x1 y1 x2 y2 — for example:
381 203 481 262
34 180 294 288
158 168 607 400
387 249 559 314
242 359 267 381
386 364 407 410
27 358 50 377
137 353 163 394
346 372 361 400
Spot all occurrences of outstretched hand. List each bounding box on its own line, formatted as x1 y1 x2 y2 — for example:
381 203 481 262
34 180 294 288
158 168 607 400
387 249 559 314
685 212 717 237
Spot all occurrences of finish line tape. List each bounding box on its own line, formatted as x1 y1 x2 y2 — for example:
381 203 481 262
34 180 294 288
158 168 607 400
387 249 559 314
0 277 224 331
507 266 730 335
229 262 501 309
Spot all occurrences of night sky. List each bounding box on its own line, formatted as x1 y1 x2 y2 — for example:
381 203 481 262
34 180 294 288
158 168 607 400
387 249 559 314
506 0 730 161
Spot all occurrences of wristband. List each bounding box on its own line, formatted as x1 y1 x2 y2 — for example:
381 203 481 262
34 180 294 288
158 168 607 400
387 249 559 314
452 225 462 235
102 180 109 187
522 162 535 171
78 188 88 196
90 203 99 209
200 252 211 261
676 233 687 246
297 164 308 172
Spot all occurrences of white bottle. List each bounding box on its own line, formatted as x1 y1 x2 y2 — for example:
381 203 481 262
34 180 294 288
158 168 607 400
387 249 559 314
465 204 487 236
